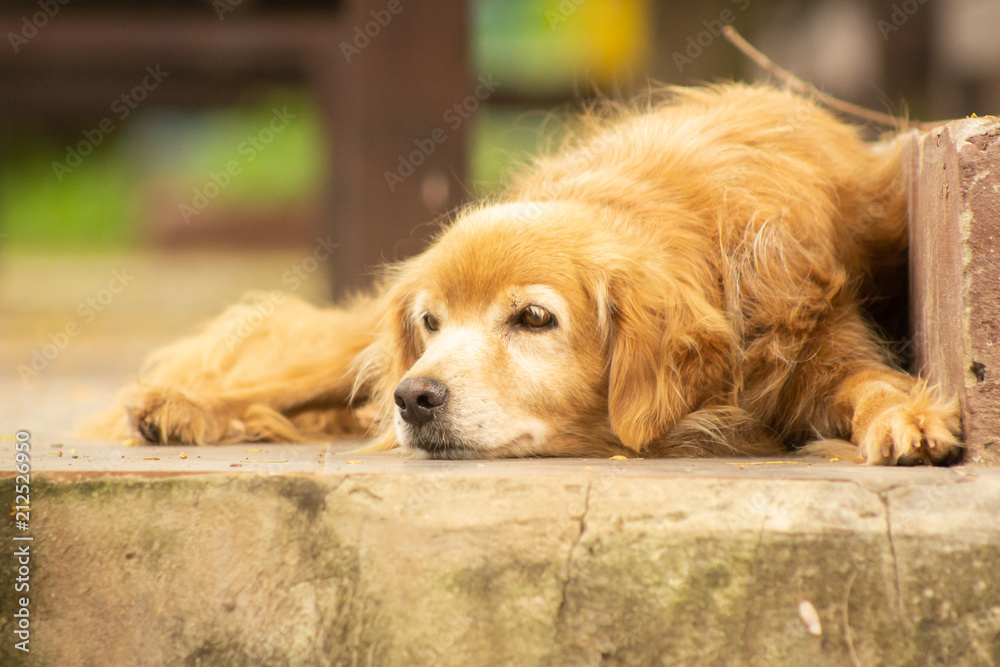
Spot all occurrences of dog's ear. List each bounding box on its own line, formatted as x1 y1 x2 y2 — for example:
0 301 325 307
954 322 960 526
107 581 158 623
351 276 422 436
603 270 733 452
384 283 422 376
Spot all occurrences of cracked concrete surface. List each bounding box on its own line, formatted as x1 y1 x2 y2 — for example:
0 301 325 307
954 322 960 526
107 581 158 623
876 489 905 621
3 448 1000 666
556 480 591 628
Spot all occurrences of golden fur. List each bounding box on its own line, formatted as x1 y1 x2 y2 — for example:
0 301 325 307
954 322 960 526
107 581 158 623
84 84 962 465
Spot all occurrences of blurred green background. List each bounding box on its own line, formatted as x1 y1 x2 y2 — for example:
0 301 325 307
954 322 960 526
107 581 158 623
0 0 648 251
5 0 988 253
2 96 327 249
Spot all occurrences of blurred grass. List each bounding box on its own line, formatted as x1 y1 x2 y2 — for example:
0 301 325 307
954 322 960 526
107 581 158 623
150 98 325 206
1 136 141 249
0 94 326 250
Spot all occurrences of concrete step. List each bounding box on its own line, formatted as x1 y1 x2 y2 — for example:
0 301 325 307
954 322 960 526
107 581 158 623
2 443 1000 666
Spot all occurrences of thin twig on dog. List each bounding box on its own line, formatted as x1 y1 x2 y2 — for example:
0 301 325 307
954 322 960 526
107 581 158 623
722 25 940 131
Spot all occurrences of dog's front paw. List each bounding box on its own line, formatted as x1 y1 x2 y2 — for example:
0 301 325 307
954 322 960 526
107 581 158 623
857 388 962 465
124 385 232 445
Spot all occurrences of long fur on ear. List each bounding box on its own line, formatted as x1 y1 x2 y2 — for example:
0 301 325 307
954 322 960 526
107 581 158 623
604 266 736 452
350 274 422 451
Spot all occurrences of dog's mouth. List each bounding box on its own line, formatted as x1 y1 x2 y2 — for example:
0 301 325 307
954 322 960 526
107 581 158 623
410 436 479 460
405 428 542 460
396 420 475 459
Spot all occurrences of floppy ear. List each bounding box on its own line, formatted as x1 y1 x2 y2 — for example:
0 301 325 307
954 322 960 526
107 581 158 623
350 276 422 450
384 283 422 376
604 271 734 452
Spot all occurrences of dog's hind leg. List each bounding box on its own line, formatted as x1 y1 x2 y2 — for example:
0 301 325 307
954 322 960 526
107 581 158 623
80 292 382 444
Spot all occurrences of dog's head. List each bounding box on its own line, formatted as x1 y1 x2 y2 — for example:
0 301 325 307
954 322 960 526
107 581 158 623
364 201 733 458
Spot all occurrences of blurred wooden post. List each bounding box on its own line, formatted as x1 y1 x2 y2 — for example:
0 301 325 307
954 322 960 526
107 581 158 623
0 0 471 297
316 0 471 296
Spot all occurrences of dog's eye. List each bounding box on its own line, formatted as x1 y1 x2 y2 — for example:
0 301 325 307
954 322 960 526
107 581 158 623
518 305 555 329
422 313 440 332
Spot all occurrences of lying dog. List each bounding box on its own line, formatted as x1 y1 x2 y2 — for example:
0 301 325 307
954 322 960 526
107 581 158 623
86 83 962 465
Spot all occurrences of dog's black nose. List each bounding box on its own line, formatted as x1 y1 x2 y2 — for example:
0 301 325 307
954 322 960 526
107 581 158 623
394 378 449 426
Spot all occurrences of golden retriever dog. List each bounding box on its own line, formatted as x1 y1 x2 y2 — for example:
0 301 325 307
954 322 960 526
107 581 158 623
86 84 963 465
